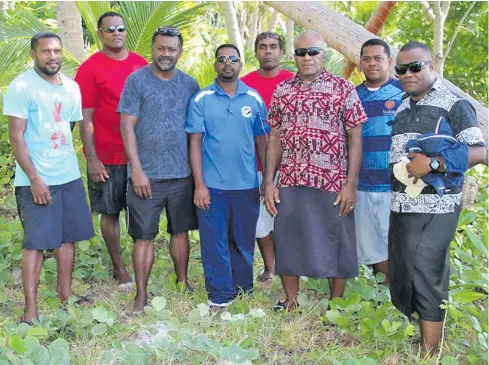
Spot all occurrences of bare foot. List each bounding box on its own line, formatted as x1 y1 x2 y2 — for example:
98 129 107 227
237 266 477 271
178 281 193 293
113 269 131 286
257 270 274 282
209 305 226 314
132 294 147 314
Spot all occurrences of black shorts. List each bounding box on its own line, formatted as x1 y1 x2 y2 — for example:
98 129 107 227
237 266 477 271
127 176 198 240
88 165 127 215
15 178 95 250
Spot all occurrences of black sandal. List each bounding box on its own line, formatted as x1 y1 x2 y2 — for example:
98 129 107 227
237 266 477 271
18 316 34 326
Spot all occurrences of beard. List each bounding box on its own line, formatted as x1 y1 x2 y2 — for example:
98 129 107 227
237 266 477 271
36 61 61 76
260 60 279 71
155 56 176 72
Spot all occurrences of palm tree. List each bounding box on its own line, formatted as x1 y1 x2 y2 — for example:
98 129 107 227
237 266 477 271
222 0 245 64
264 0 488 143
342 1 397 79
56 1 85 62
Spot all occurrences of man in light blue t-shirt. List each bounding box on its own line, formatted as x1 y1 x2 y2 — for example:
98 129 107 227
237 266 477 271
3 33 94 324
186 44 269 311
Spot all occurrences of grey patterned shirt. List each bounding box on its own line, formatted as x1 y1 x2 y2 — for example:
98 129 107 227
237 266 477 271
390 78 485 214
118 66 200 179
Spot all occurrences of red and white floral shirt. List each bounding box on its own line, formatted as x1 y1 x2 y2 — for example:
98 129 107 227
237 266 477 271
267 69 367 193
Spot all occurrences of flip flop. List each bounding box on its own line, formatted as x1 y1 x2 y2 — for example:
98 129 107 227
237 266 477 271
62 295 94 307
272 301 300 313
18 316 34 326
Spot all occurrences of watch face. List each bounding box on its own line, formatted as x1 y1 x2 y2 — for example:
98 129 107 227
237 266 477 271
431 159 440 170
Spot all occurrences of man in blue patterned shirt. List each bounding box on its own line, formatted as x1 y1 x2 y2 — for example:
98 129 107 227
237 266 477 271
355 39 403 285
389 41 486 353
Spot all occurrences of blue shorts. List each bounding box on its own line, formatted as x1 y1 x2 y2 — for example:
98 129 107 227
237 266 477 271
354 191 391 264
15 178 95 250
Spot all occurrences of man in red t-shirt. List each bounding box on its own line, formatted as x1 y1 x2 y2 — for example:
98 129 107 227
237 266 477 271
74 11 147 286
241 32 294 282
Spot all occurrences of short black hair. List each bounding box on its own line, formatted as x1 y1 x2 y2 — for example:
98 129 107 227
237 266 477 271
215 44 241 59
97 11 124 30
254 32 283 52
30 32 62 50
151 28 184 48
399 41 432 58
360 38 390 57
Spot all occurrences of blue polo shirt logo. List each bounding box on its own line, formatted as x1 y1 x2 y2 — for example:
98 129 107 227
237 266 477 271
241 106 252 118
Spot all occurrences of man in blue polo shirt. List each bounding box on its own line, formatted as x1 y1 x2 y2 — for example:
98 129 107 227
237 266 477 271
355 39 403 285
186 44 268 312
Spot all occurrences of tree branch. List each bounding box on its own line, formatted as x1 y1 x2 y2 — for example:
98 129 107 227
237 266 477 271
441 0 451 17
445 1 476 61
434 1 441 16
420 0 435 21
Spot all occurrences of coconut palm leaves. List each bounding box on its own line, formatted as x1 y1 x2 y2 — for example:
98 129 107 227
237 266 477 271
76 1 210 59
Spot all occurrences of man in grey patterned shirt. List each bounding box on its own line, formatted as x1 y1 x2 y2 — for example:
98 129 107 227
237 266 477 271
388 41 486 353
118 27 200 315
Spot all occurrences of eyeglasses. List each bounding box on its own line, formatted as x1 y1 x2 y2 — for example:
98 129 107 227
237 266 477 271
294 47 323 57
99 25 126 33
156 27 181 36
215 55 240 64
395 61 430 75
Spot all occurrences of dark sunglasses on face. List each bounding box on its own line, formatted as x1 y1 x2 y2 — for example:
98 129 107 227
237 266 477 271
156 27 181 36
215 55 240 64
99 25 126 33
294 47 323 57
395 61 430 75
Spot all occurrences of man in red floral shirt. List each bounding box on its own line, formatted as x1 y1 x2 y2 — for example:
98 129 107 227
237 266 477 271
264 31 367 311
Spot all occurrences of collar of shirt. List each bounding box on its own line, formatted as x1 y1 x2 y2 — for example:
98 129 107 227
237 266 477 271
211 78 249 97
290 68 332 86
403 77 443 103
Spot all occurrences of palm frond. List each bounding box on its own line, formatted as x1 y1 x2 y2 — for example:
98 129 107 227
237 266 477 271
185 54 216 89
75 1 111 50
323 48 348 78
0 39 32 85
61 50 82 78
119 1 211 56
0 9 49 42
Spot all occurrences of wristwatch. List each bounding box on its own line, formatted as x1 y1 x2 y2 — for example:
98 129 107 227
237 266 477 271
430 157 441 171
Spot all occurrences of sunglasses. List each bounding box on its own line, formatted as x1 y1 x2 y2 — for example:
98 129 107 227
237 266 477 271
215 55 240 64
294 47 323 57
156 27 181 36
395 61 430 75
99 25 126 33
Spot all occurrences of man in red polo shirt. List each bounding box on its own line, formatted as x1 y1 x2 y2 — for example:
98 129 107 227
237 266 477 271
75 11 147 286
241 32 294 282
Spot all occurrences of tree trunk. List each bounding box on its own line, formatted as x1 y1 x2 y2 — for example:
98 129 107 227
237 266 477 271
433 1 451 76
0 1 10 12
343 1 396 79
222 0 245 64
56 1 85 63
268 9 279 32
265 0 488 143
246 10 259 52
285 18 294 61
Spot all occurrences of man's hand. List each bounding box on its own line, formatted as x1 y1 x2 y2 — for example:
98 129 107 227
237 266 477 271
132 169 151 199
87 157 109 183
334 183 356 217
194 184 210 210
407 152 431 183
30 176 51 205
264 182 280 217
